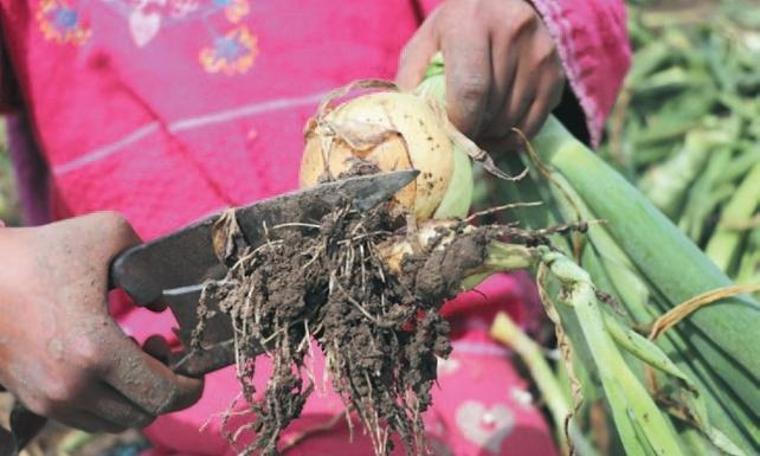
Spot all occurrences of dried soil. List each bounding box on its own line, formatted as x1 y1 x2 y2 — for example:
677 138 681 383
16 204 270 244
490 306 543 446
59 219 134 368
194 197 489 455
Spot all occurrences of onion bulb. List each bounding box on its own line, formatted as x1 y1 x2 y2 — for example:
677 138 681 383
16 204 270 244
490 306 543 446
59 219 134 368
299 81 473 221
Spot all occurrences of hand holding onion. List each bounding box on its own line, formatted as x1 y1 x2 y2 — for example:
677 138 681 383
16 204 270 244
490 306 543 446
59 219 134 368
396 0 565 150
301 0 567 220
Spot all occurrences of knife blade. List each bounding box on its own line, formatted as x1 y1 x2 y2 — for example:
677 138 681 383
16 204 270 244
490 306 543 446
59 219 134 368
109 170 418 376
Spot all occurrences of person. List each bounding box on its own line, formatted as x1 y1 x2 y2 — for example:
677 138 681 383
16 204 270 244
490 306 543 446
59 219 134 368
0 0 630 454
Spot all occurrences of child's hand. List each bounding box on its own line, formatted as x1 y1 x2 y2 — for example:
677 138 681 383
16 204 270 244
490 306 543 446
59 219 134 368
0 213 203 433
397 0 565 149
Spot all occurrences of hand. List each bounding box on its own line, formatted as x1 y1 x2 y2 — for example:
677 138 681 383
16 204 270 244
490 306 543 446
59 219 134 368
397 0 565 149
0 212 203 433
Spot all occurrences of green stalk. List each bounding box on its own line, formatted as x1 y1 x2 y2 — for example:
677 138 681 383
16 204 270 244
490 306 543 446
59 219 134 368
493 118 755 452
717 146 760 186
538 249 685 456
546 172 755 450
603 314 696 392
492 111 757 450
639 127 734 219
705 162 760 271
531 117 760 450
625 41 673 86
736 228 760 286
460 242 535 290
467 238 696 454
419 56 760 452
491 312 597 456
675 146 732 242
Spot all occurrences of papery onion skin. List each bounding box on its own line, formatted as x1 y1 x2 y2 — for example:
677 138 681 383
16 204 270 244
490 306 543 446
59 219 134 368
300 90 463 221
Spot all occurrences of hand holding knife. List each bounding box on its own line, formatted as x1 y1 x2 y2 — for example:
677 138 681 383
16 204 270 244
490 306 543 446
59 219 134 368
0 170 416 454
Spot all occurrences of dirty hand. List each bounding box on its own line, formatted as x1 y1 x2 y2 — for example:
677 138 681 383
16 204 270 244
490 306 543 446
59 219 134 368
0 212 203 433
397 0 565 148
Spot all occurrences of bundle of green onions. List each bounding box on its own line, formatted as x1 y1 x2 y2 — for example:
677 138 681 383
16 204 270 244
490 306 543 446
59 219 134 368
421 56 759 453
296 54 759 455
601 1 760 289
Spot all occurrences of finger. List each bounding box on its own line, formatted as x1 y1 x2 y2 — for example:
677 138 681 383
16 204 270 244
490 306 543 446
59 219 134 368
443 22 492 136
396 11 439 91
143 334 171 365
514 51 565 140
100 331 203 416
481 26 519 139
515 100 547 143
486 12 547 140
109 288 167 312
52 408 126 434
478 99 545 154
81 212 160 310
503 59 537 139
80 382 156 429
516 81 564 140
144 296 168 313
478 136 521 156
516 22 563 133
79 211 142 257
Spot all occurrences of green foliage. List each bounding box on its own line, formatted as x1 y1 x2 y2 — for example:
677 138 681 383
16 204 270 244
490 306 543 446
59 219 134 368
0 121 19 225
600 1 760 284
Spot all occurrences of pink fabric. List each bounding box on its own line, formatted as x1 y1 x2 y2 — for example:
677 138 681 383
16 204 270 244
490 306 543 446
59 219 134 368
0 0 628 453
531 0 631 146
130 274 556 455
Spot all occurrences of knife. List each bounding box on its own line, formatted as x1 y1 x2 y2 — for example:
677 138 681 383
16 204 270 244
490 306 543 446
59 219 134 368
0 170 417 454
109 170 418 377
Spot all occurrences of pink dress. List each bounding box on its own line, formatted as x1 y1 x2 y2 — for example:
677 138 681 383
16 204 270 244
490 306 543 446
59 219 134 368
0 1 630 454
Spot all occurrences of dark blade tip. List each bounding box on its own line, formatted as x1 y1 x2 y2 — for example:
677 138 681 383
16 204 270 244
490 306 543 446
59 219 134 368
350 169 419 212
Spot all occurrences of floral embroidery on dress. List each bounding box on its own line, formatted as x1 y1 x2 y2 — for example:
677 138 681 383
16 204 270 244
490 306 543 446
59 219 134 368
37 0 91 45
199 25 258 75
36 0 259 75
214 0 249 23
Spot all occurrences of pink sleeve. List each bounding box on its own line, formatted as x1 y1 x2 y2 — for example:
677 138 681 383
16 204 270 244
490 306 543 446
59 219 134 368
413 0 632 147
529 0 631 146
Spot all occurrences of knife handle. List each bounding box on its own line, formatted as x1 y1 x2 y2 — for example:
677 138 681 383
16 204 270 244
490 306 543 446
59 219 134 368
108 249 235 378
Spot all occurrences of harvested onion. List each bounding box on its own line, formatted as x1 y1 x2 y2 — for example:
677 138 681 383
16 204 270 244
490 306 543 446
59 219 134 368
299 81 473 221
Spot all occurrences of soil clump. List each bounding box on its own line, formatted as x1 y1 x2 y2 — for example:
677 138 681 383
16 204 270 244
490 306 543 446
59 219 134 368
195 195 488 455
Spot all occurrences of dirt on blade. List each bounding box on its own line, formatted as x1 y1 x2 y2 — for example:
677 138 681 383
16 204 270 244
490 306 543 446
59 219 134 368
193 184 489 455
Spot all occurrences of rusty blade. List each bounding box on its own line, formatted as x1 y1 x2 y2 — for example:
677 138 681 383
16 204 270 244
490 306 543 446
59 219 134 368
109 170 418 376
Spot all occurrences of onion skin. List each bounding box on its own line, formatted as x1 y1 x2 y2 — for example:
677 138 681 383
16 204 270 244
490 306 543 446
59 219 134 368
379 220 461 275
300 91 456 221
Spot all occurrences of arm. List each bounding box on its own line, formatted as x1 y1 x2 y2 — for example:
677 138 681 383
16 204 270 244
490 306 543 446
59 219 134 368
398 0 631 148
0 212 202 432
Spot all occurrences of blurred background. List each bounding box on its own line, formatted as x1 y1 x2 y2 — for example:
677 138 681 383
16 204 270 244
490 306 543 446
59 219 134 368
599 0 760 288
1 0 759 454
0 122 19 226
